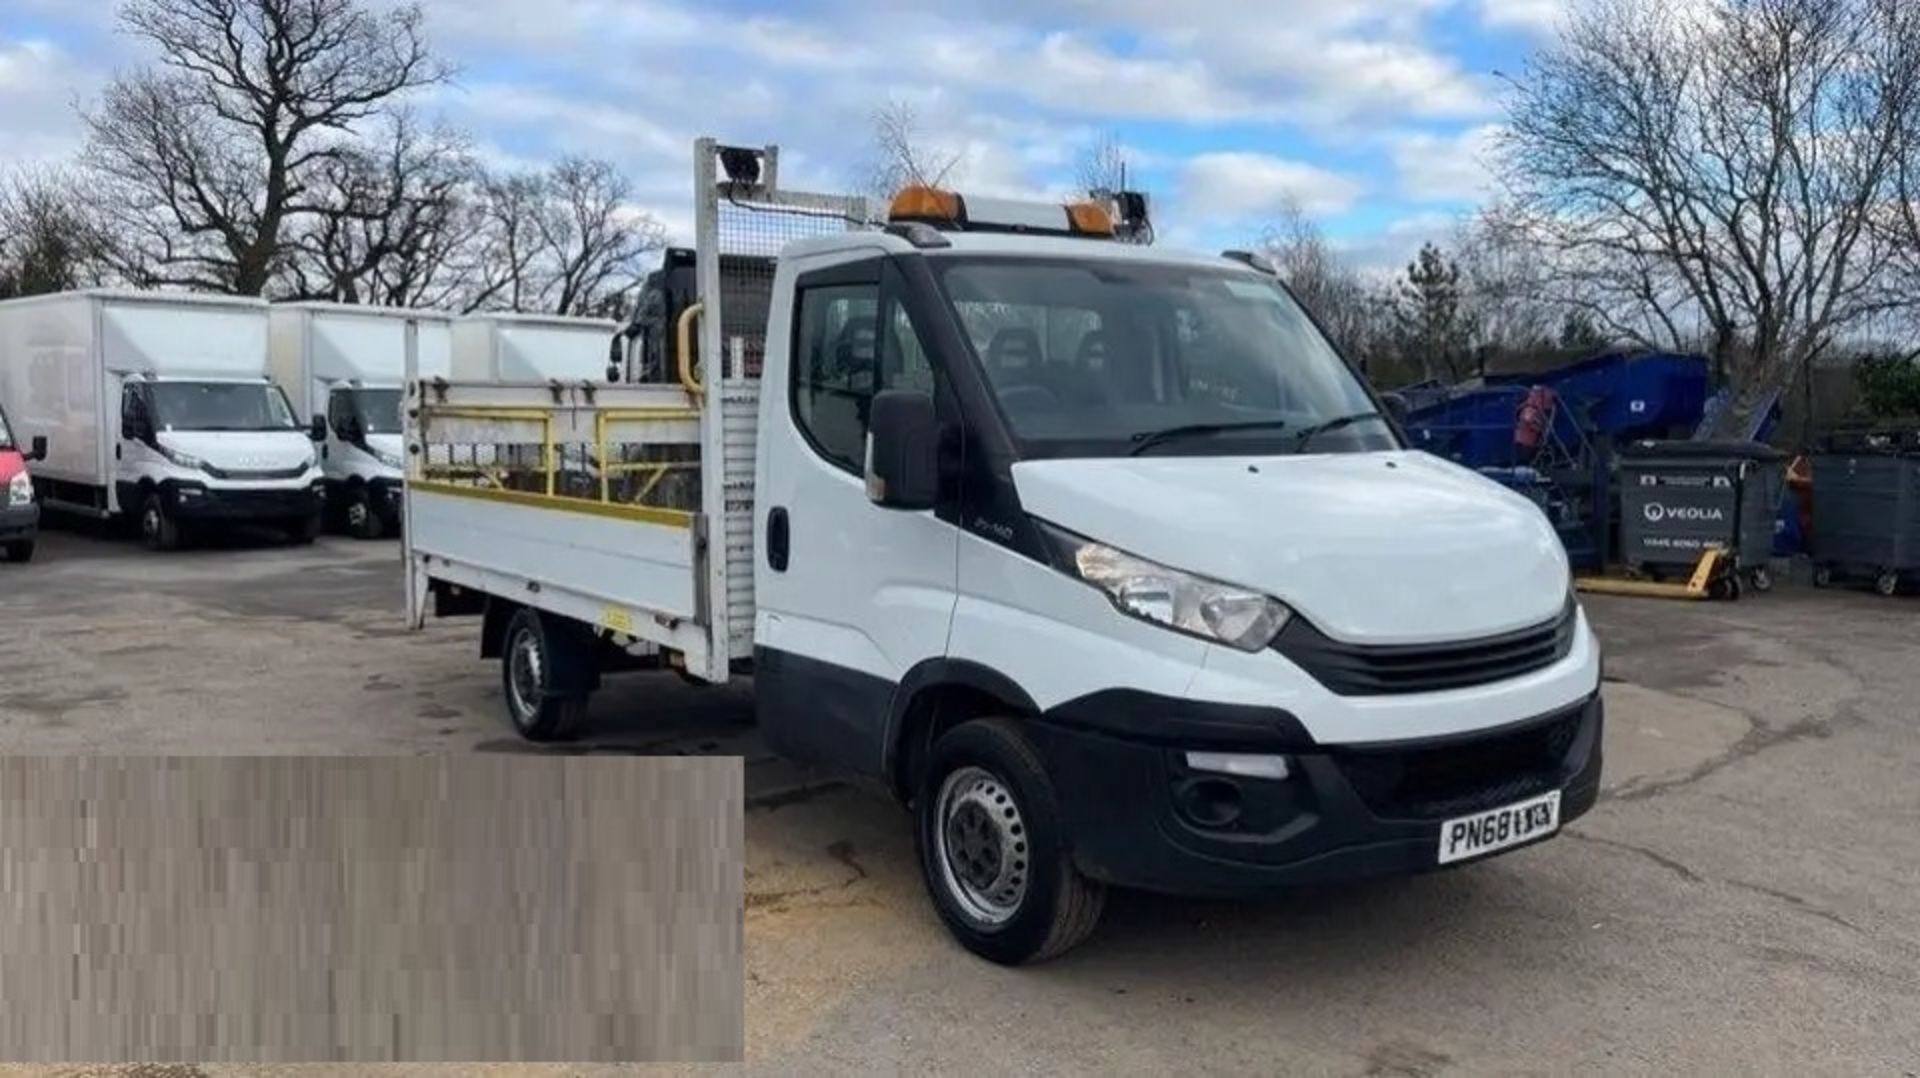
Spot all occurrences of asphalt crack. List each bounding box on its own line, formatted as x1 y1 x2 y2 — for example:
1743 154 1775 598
1566 829 1862 935
1609 714 1831 803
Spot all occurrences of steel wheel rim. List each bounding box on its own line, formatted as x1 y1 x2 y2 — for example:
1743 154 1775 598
347 499 369 531
142 504 161 542
507 627 544 720
933 765 1029 927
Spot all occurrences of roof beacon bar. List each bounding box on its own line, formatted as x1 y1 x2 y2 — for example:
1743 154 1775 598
888 184 1116 239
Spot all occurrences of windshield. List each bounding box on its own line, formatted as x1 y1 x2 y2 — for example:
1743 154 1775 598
0 406 12 448
349 388 404 435
936 259 1395 458
149 382 298 432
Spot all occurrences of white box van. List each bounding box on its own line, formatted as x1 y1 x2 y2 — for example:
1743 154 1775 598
450 312 618 382
270 303 452 538
0 290 324 549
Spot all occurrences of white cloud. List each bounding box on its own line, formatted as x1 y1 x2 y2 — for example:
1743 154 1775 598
1477 0 1568 36
1334 211 1462 273
1390 123 1503 203
0 37 94 166
1180 153 1363 220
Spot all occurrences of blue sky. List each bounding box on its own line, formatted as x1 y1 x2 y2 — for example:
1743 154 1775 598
0 0 1565 268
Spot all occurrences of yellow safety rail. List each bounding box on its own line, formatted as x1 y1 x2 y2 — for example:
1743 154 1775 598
418 405 556 496
592 406 702 504
677 302 705 397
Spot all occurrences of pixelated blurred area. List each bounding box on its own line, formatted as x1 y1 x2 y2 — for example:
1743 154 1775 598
0 758 743 1063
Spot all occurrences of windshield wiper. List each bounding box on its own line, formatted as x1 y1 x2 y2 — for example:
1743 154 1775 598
1291 411 1386 452
1127 419 1293 457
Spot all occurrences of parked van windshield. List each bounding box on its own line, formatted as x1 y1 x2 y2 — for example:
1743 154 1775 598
151 382 299 432
347 388 404 435
936 259 1394 458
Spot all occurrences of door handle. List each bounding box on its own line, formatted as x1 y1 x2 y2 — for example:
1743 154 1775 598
114 444 122 461
767 506 790 572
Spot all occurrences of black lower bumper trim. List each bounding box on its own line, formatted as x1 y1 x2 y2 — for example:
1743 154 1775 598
166 482 322 521
1027 692 1604 898
0 502 38 539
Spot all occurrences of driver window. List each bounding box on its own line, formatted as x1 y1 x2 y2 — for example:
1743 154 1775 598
327 387 355 438
120 385 148 434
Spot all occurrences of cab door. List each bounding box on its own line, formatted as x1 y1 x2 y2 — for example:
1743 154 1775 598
753 256 960 776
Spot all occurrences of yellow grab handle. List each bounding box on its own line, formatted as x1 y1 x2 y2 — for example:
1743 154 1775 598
677 302 704 396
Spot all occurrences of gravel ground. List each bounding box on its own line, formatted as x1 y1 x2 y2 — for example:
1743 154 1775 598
2 526 1917 1072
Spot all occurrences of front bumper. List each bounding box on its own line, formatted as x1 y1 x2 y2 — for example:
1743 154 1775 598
0 502 38 540
164 480 323 522
1029 690 1604 898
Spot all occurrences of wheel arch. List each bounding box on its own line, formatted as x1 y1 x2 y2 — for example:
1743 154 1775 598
883 658 1040 802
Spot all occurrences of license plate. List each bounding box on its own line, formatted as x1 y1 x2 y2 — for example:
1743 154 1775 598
1437 790 1561 865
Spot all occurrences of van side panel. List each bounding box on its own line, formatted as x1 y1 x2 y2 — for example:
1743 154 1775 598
0 294 105 490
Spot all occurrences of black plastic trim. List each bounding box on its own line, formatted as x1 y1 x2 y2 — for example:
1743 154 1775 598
1040 687 1317 750
754 645 895 779
1273 599 1578 697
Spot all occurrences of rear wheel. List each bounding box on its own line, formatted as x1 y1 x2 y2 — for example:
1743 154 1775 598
914 718 1105 965
500 608 591 741
2 540 32 563
140 492 180 552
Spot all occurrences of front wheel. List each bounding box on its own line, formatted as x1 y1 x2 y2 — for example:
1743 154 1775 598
140 492 180 552
500 608 591 741
914 718 1105 965
344 488 386 539
1876 570 1901 598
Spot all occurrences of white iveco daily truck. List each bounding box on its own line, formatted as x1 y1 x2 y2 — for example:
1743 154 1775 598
404 140 1603 964
450 312 619 382
0 290 325 550
270 302 452 538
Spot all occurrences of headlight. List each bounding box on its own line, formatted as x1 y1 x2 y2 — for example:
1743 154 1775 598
6 471 31 507
157 444 208 471
1039 523 1291 651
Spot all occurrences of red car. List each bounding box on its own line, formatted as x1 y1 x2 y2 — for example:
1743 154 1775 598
0 401 47 563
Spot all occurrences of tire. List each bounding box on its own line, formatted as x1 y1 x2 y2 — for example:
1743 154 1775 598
140 491 180 552
1812 565 1834 589
500 608 592 741
1876 570 1901 598
2 540 31 563
1749 566 1773 593
914 718 1106 965
285 512 322 545
344 487 385 540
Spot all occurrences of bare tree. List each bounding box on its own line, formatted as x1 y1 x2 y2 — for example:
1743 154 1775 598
1259 199 1385 369
534 158 667 317
455 159 665 316
281 115 473 306
860 100 963 199
1497 0 1920 435
1077 131 1131 197
1452 208 1559 360
82 0 449 295
0 168 115 298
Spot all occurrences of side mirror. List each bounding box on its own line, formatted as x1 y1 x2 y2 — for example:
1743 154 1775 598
310 415 330 442
865 389 939 511
28 435 47 462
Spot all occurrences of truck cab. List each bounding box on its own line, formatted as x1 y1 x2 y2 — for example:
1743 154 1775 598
269 303 453 538
405 141 1602 964
0 400 46 563
115 373 326 549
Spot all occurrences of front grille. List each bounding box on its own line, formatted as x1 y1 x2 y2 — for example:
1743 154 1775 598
1335 705 1587 820
203 464 309 481
1272 600 1576 696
